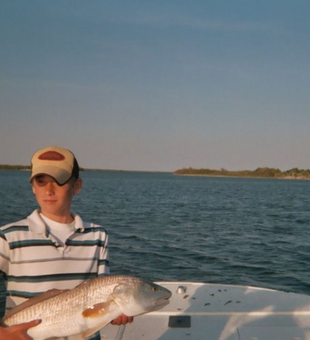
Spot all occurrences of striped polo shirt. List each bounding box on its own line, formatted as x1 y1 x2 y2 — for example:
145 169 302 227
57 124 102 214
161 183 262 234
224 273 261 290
0 209 110 339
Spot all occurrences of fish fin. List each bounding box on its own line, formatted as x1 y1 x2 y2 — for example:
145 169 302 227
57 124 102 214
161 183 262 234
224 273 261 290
67 335 84 340
46 337 83 340
82 301 114 318
82 301 121 338
81 320 111 339
3 289 68 321
46 334 84 340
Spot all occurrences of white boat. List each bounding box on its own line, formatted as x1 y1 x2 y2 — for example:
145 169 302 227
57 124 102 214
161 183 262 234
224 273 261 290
101 281 310 340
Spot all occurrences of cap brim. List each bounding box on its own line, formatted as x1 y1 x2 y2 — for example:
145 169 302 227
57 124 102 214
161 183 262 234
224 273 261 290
30 165 72 186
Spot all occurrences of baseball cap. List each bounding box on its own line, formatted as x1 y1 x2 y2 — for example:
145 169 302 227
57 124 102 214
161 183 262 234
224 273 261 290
30 146 79 185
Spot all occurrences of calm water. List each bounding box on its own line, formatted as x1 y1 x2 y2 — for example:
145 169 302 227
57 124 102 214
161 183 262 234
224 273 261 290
1 170 310 296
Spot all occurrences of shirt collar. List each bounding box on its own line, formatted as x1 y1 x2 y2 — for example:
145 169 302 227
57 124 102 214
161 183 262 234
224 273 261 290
27 209 46 234
71 212 85 232
27 209 85 233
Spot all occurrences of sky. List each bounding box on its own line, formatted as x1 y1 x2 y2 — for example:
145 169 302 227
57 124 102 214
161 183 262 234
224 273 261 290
1 0 310 172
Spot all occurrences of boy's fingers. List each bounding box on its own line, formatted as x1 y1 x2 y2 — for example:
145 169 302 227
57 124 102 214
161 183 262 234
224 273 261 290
0 320 41 340
19 319 42 330
8 319 41 333
111 314 133 325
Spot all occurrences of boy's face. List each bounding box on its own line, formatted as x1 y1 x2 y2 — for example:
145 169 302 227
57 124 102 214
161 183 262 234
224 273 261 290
32 174 82 220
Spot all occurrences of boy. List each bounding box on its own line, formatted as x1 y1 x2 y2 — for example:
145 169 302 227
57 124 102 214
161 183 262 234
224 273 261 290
0 146 132 339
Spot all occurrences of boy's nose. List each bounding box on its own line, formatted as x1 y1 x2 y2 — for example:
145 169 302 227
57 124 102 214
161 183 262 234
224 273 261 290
45 182 55 193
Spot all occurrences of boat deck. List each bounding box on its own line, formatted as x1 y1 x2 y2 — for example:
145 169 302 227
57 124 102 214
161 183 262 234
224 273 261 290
101 282 310 340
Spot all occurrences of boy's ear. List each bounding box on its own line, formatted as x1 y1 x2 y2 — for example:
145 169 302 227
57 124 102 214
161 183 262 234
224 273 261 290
73 178 83 194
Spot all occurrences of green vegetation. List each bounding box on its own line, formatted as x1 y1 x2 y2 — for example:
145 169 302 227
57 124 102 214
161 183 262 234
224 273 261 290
0 165 31 170
174 167 310 179
0 165 85 171
1 165 310 179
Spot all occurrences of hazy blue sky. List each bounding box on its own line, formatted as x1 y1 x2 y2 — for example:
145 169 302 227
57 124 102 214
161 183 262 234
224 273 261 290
1 1 310 171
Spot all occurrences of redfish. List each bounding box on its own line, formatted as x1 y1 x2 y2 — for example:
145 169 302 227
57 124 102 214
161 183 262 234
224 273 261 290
2 275 171 340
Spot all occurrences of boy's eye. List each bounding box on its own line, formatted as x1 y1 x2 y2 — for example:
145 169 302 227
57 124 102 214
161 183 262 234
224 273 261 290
34 177 49 186
36 179 46 186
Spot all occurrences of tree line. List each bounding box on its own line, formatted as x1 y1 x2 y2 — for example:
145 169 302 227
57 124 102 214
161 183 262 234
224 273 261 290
174 167 310 179
0 165 84 171
0 165 31 170
2 165 309 179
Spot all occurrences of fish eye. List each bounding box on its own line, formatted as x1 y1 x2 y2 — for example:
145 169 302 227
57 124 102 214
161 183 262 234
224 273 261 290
152 287 159 292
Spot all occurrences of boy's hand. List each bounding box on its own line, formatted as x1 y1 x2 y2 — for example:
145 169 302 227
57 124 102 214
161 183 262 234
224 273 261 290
111 314 133 325
0 319 41 340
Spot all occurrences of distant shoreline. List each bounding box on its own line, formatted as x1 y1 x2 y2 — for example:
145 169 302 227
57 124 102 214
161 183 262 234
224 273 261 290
1 165 310 180
0 165 168 174
174 173 310 180
174 167 310 180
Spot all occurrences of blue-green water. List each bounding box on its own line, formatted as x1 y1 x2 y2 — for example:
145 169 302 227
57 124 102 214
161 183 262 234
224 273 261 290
1 170 310 296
